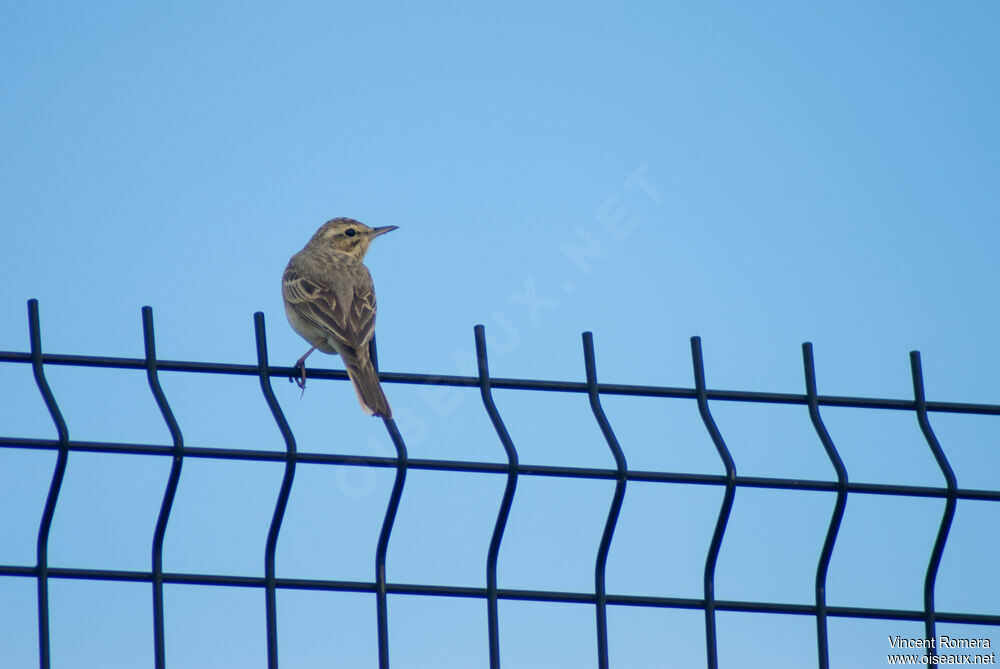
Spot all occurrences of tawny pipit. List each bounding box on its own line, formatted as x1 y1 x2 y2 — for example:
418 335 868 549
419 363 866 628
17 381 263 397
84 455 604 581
282 217 397 418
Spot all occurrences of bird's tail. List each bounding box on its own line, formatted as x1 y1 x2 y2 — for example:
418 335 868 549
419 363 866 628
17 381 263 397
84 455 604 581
342 347 392 419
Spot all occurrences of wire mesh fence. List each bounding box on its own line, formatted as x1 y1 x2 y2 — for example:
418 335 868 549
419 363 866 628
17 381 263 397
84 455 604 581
2 298 999 668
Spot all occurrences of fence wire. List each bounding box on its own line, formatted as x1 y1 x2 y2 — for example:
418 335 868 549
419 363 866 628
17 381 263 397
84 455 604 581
2 299 999 668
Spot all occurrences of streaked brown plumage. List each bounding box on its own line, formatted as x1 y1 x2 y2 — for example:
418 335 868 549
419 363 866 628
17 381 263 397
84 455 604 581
282 217 397 418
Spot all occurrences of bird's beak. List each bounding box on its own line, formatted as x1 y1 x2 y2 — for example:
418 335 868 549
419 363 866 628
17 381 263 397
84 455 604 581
370 225 399 238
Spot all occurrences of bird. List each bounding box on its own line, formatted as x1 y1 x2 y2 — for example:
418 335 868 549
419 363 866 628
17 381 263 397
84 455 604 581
282 217 397 418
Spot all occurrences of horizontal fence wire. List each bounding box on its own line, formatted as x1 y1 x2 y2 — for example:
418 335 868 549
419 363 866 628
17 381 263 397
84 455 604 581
2 299 1000 669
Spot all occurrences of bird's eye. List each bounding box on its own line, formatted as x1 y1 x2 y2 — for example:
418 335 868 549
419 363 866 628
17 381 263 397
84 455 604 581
345 229 357 237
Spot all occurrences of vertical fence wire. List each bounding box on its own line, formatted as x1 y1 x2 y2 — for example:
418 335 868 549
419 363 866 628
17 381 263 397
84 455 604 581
691 336 737 669
142 306 184 669
802 343 849 669
475 325 520 669
256 312 298 669
582 332 628 669
910 351 958 660
27 299 69 669
373 333 408 669
375 420 407 669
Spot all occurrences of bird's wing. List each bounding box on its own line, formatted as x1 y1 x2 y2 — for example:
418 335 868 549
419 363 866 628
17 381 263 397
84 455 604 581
282 262 376 350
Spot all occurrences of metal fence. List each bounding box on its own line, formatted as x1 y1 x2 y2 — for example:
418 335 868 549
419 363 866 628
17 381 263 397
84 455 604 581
2 298 999 668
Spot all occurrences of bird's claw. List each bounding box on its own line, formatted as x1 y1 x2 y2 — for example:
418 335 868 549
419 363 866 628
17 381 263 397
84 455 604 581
290 362 308 394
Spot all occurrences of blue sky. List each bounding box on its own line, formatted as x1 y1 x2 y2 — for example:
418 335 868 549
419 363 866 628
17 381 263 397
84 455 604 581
2 2 999 667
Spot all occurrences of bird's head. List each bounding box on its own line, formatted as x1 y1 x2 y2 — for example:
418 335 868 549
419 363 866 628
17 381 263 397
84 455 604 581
310 217 398 259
